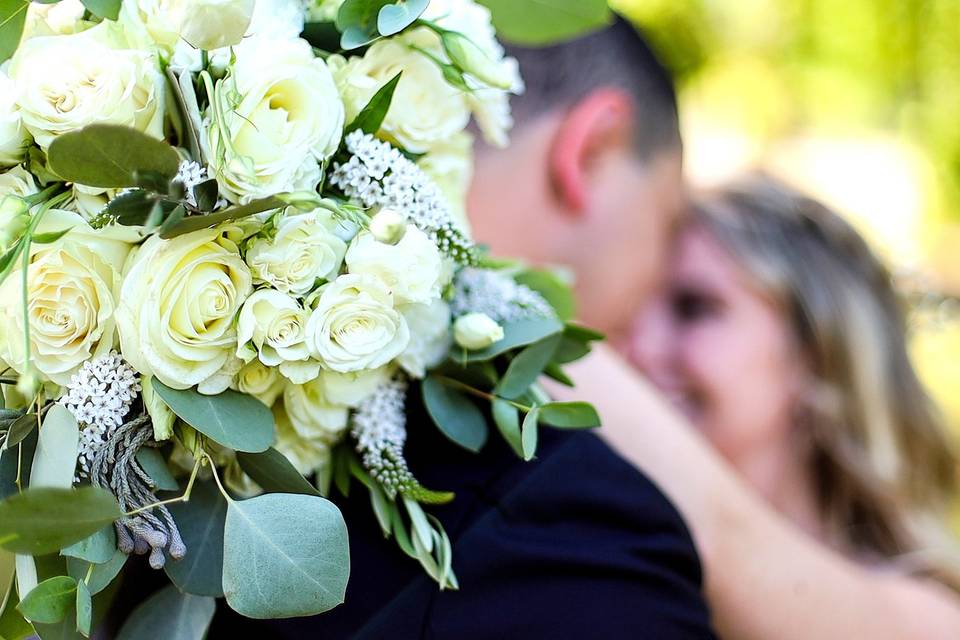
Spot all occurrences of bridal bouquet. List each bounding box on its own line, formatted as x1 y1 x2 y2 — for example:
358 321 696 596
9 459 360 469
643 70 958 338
0 0 605 637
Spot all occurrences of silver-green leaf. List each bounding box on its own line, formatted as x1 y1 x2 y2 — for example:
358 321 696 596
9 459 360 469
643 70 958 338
116 585 214 640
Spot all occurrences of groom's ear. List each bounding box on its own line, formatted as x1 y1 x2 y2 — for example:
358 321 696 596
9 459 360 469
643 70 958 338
548 88 634 215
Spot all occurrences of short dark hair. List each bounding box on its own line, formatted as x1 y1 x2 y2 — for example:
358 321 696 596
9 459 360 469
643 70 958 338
505 16 681 160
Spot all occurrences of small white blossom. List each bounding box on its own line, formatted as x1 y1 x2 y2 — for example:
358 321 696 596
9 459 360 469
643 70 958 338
173 160 207 206
59 351 141 479
450 268 554 323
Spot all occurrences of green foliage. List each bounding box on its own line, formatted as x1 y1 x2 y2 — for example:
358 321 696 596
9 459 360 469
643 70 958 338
117 585 215 640
66 548 125 595
164 480 227 597
344 72 402 137
463 316 564 362
336 0 428 49
491 398 523 457
521 406 539 461
477 0 612 45
152 381 275 453
236 448 321 497
2 412 34 450
17 576 77 624
421 375 488 452
158 196 284 238
495 334 562 399
0 587 33 640
135 448 179 492
74 580 91 637
515 269 576 321
377 0 429 36
0 0 28 64
47 125 180 189
61 526 117 565
29 405 79 489
221 493 350 618
0 487 122 555
539 401 601 429
80 0 121 20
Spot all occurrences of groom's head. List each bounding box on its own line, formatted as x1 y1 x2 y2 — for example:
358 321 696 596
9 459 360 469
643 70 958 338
468 17 684 345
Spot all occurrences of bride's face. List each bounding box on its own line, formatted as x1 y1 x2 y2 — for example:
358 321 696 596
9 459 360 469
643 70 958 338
630 224 807 472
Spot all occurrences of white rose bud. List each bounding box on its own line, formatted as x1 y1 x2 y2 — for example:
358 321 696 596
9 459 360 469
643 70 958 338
0 196 29 251
368 208 407 245
454 312 503 350
441 31 513 90
179 0 255 51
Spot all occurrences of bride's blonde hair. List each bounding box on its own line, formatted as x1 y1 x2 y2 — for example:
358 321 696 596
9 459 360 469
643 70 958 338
694 175 960 588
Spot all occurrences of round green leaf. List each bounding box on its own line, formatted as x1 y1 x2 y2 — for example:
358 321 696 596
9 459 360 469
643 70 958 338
521 406 540 461
0 0 28 64
152 382 275 453
117 585 214 640
421 376 488 452
135 448 179 492
477 0 612 45
236 448 320 497
61 526 116 565
491 398 523 458
222 493 349 619
30 405 79 489
0 487 123 555
74 580 91 637
47 124 180 189
377 0 429 36
17 576 76 624
539 401 601 429
164 480 226 597
66 548 126 596
495 334 562 400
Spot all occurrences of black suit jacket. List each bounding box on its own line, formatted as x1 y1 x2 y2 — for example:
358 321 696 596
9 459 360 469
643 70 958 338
209 416 716 639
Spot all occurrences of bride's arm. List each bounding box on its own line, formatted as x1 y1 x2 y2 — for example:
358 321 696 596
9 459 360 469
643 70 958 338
550 344 960 640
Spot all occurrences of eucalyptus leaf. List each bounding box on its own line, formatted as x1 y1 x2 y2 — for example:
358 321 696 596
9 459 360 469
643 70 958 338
158 196 283 238
102 190 158 225
495 334 561 399
0 0 28 64
477 0 612 45
66 548 125 596
539 401 601 429
543 362 574 387
17 576 76 624
152 382 275 453
74 580 90 637
421 376 488 452
376 0 428 36
0 487 123 555
116 585 215 640
3 413 34 450
0 426 37 500
222 493 349 618
336 0 392 49
135 448 178 492
47 125 180 189
344 71 401 137
0 584 33 640
521 406 539 461
30 405 79 489
491 398 523 458
463 316 564 362
80 0 121 20
163 480 227 597
236 448 320 497
515 269 576 321
61 526 116 565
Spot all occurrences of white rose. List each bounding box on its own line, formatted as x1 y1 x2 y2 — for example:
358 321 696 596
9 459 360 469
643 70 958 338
236 289 320 383
0 70 29 167
305 274 410 373
345 225 443 305
23 0 88 40
0 196 29 252
234 359 284 406
319 366 391 408
246 207 347 295
179 0 254 50
273 401 335 476
398 299 451 378
0 166 38 199
117 0 189 52
9 25 165 150
0 210 133 384
329 38 470 154
283 379 349 442
453 312 503 350
116 228 253 390
207 39 344 203
368 208 407 245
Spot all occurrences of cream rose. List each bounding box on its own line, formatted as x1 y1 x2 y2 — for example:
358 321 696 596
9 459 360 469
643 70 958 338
207 39 344 203
236 289 320 384
116 228 252 390
273 401 335 476
0 70 29 167
179 0 254 51
305 274 410 373
0 166 38 200
22 0 88 40
345 225 443 305
246 207 347 295
319 366 391 408
234 359 284 406
454 312 503 350
9 25 165 150
398 299 452 378
283 379 349 443
0 210 133 385
329 38 470 154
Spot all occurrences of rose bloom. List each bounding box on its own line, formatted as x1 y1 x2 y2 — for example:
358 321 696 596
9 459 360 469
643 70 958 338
236 288 319 384
0 210 135 385
305 273 410 373
272 400 336 476
234 358 284 406
246 207 347 296
319 366 391 408
328 37 469 154
398 299 452 378
0 69 30 167
9 24 165 150
206 38 344 203
283 378 349 444
116 228 252 391
345 225 444 306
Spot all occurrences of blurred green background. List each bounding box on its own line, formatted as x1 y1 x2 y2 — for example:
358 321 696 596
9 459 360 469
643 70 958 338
616 0 960 443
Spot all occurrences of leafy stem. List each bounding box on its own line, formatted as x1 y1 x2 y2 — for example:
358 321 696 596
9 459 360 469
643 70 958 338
432 375 534 413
